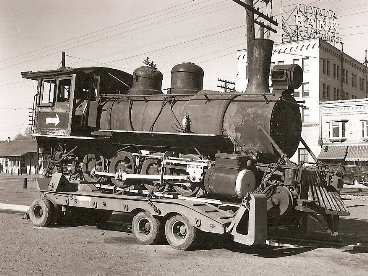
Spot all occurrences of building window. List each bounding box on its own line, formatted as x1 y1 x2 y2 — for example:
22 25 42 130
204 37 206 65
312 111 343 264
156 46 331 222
359 77 365 91
346 92 349 99
302 82 309 97
362 121 368 138
337 89 340 100
342 69 345 82
333 88 337 100
336 65 340 80
328 121 347 140
326 84 330 100
333 64 336 78
322 58 326 74
345 70 348 84
294 90 300 98
352 73 357 88
301 107 309 123
326 59 330 76
302 57 309 72
298 148 309 163
322 83 326 99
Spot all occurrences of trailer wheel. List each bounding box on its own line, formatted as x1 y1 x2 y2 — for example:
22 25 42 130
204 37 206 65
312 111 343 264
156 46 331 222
165 214 197 250
132 212 162 245
29 198 56 227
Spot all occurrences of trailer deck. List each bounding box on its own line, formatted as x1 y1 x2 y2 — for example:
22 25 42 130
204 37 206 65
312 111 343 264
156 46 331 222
29 173 267 250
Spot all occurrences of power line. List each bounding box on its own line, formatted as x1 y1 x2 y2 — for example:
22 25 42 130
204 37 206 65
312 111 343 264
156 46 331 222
0 0 200 65
0 0 225 70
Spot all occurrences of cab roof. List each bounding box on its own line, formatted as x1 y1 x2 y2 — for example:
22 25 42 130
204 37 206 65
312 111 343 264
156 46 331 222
21 66 132 80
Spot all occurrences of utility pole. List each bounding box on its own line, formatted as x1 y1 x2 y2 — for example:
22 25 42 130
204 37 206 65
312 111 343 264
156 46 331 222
231 0 277 77
245 0 255 83
232 0 277 45
365 50 368 98
231 0 277 92
340 42 344 100
217 78 235 93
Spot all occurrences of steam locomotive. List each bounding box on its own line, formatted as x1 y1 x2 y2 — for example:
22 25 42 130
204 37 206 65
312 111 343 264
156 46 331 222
22 39 348 233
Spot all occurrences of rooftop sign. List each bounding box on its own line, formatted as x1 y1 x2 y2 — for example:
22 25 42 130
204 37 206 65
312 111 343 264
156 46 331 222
282 4 342 44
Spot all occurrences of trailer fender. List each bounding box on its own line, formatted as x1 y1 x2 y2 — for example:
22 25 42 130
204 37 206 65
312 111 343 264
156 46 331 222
227 193 267 246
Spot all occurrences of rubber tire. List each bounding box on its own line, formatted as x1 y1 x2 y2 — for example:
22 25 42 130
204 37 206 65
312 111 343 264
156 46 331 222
132 212 162 245
165 214 197 250
29 198 56 227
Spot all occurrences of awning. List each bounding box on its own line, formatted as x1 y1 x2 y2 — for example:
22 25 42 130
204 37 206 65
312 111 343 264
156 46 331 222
346 145 368 161
318 146 348 160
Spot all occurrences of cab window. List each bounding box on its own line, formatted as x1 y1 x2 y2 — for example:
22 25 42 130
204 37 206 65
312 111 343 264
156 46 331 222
75 74 97 101
57 78 71 102
40 79 56 105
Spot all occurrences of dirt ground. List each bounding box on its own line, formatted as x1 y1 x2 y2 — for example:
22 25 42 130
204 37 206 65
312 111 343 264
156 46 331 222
1 175 368 275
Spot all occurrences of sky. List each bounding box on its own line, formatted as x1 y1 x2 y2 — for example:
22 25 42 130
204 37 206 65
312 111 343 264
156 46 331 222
0 0 367 140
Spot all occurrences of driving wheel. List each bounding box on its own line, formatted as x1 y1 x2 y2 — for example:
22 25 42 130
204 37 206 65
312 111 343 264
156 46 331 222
82 154 104 182
109 151 135 187
141 159 165 192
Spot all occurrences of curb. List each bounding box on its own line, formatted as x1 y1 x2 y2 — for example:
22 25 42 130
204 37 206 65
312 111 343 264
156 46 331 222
0 203 29 214
342 243 368 252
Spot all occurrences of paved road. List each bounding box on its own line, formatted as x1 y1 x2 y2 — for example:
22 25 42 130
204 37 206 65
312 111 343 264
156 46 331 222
1 211 368 276
1 175 368 275
0 173 40 206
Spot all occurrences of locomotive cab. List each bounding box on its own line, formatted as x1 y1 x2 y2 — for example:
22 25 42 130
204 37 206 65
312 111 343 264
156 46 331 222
22 67 132 137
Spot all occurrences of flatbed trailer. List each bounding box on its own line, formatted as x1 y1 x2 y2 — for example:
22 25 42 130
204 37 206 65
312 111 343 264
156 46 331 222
29 173 267 250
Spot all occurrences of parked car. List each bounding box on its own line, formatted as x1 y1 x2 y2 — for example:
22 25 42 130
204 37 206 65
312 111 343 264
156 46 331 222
343 163 368 186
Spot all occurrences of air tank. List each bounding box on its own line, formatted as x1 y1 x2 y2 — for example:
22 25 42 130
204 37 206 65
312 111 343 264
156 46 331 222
170 62 204 94
129 66 163 95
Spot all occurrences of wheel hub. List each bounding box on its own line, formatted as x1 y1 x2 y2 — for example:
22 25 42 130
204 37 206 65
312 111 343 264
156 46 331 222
172 221 187 239
138 219 151 235
33 205 43 218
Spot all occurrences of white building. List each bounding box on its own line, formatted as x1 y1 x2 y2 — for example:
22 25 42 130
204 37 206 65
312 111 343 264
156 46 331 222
319 99 368 162
0 139 38 175
237 38 368 163
319 99 368 184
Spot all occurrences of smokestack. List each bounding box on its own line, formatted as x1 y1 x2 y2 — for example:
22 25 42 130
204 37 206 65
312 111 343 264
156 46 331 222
245 39 274 94
61 52 66 68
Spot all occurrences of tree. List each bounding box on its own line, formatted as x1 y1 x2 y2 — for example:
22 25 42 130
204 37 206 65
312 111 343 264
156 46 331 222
14 127 32 140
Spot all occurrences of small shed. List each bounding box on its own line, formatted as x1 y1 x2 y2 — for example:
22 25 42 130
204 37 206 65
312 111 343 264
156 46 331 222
0 139 38 175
